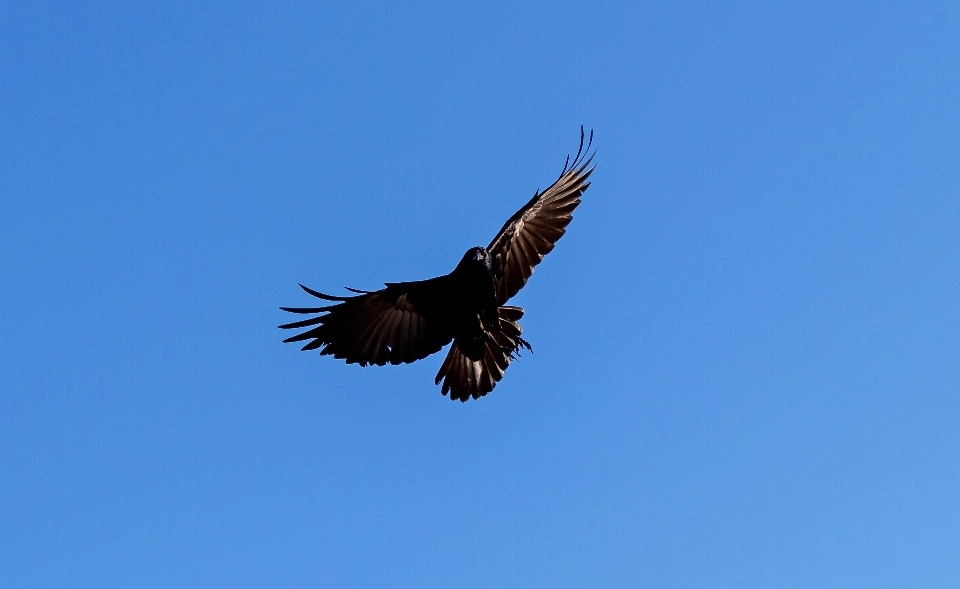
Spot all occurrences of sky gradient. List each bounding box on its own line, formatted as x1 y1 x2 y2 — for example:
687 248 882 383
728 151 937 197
2 2 959 587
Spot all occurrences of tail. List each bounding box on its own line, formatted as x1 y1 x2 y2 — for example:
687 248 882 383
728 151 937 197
435 306 532 402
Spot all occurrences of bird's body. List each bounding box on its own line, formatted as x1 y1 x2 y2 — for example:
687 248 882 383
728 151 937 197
280 129 595 401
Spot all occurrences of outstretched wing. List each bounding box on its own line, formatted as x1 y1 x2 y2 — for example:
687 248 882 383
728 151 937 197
487 128 596 305
279 279 456 367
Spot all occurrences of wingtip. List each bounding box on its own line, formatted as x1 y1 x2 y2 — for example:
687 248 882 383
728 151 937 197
343 286 372 294
561 126 595 178
578 150 597 174
299 283 351 301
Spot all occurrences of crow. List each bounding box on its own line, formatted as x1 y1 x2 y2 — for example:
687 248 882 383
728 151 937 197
279 128 595 401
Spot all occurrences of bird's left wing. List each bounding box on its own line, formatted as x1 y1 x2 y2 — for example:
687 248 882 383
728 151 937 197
279 279 456 366
487 128 595 305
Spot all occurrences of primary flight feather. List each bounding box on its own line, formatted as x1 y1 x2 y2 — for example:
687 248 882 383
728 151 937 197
280 128 596 401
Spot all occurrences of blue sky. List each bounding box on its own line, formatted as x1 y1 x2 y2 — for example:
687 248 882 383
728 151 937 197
2 1 958 587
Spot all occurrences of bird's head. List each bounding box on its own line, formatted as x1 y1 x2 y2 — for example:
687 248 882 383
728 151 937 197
460 246 491 271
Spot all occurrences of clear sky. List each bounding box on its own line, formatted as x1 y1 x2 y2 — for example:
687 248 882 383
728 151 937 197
2 1 958 587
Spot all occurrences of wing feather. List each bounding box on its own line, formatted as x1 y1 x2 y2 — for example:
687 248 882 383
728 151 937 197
279 281 455 366
487 128 595 304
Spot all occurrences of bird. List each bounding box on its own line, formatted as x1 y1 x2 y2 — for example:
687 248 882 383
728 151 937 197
279 128 595 401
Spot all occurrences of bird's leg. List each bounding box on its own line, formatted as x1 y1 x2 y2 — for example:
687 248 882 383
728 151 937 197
479 306 500 333
516 336 532 354
502 335 532 360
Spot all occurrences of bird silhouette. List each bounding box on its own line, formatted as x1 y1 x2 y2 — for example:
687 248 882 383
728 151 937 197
280 128 595 401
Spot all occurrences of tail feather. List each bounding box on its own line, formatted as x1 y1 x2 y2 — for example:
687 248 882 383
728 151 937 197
434 306 531 402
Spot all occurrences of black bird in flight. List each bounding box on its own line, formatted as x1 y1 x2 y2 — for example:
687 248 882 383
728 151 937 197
280 128 595 401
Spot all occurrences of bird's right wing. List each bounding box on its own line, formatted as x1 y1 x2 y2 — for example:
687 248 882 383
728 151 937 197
279 280 456 366
487 128 595 305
